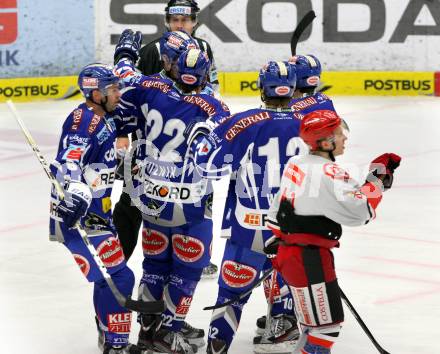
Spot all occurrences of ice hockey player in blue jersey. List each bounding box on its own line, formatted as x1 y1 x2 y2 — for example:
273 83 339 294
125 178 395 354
49 64 144 354
112 29 230 353
186 61 309 353
288 55 337 116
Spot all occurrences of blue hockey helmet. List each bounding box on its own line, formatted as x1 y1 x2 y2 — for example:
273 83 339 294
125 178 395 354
177 48 210 88
160 30 199 63
77 63 120 99
258 61 296 99
293 55 322 90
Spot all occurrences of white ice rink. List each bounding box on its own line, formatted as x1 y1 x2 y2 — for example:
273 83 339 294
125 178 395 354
1 96 440 354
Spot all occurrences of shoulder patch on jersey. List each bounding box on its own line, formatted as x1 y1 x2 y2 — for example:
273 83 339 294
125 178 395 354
88 114 102 134
225 111 271 141
290 96 318 112
71 108 83 131
323 163 350 181
196 137 212 156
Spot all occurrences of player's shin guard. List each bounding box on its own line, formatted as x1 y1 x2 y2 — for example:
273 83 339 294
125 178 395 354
207 287 252 351
94 266 135 347
161 264 203 332
138 258 171 303
264 269 295 318
294 324 341 354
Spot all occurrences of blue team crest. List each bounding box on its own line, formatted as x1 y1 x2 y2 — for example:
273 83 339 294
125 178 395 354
197 137 212 156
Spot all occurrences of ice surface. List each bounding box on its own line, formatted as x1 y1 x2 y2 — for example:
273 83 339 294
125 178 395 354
1 96 439 353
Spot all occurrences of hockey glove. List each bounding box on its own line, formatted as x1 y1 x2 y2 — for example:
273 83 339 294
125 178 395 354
114 29 142 64
56 181 92 228
183 117 217 146
264 235 281 256
367 153 401 190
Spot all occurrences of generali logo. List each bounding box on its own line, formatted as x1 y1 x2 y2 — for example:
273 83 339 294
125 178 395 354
0 0 18 44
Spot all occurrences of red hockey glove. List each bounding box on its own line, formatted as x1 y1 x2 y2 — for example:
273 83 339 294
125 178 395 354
368 153 401 190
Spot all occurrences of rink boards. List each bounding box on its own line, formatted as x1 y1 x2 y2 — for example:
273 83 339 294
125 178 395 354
1 71 440 103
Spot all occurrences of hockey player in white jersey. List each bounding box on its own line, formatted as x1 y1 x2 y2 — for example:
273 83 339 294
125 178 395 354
267 109 401 353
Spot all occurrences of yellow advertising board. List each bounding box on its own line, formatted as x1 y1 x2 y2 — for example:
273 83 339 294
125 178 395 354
219 71 435 96
0 76 80 103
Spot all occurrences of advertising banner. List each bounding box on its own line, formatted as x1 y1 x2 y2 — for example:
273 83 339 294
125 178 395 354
0 0 94 78
96 0 440 72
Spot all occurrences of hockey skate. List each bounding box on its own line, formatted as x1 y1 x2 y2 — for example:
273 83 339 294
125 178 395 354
206 338 228 354
103 343 145 354
152 328 198 354
201 262 218 279
137 314 162 351
253 314 300 354
181 321 205 347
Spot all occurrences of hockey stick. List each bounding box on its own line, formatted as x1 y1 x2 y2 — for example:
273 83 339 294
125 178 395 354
6 100 165 315
203 268 274 311
340 288 390 354
290 10 316 56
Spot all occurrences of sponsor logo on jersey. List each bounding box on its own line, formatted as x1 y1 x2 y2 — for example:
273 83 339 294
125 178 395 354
141 80 171 94
88 114 101 134
172 234 204 263
68 134 89 145
243 213 261 226
104 147 116 162
73 254 90 277
88 169 116 191
323 163 350 181
183 95 216 117
274 86 290 96
225 111 271 141
221 260 257 288
306 76 320 86
144 160 178 179
97 236 125 268
63 145 84 161
107 312 132 334
181 74 197 85
144 179 191 201
284 163 305 186
290 97 318 112
71 109 83 131
175 296 193 317
142 229 169 255
96 126 112 144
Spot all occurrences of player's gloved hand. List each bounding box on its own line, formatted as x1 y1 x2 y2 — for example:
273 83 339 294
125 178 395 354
367 153 401 190
264 235 281 256
56 181 92 228
183 117 217 146
276 199 295 234
114 29 143 64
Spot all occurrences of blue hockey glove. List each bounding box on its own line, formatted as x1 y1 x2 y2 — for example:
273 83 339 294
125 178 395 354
56 181 92 228
183 117 217 146
114 29 143 64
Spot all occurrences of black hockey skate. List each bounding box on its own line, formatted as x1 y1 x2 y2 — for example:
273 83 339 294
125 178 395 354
153 328 198 354
103 343 145 354
253 314 299 354
201 262 218 279
137 314 162 350
207 338 228 354
181 321 205 348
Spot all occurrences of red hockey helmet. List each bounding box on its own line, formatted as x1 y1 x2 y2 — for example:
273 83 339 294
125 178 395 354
300 110 341 150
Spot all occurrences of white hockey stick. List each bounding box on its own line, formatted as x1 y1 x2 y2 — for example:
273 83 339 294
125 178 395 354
6 100 164 314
